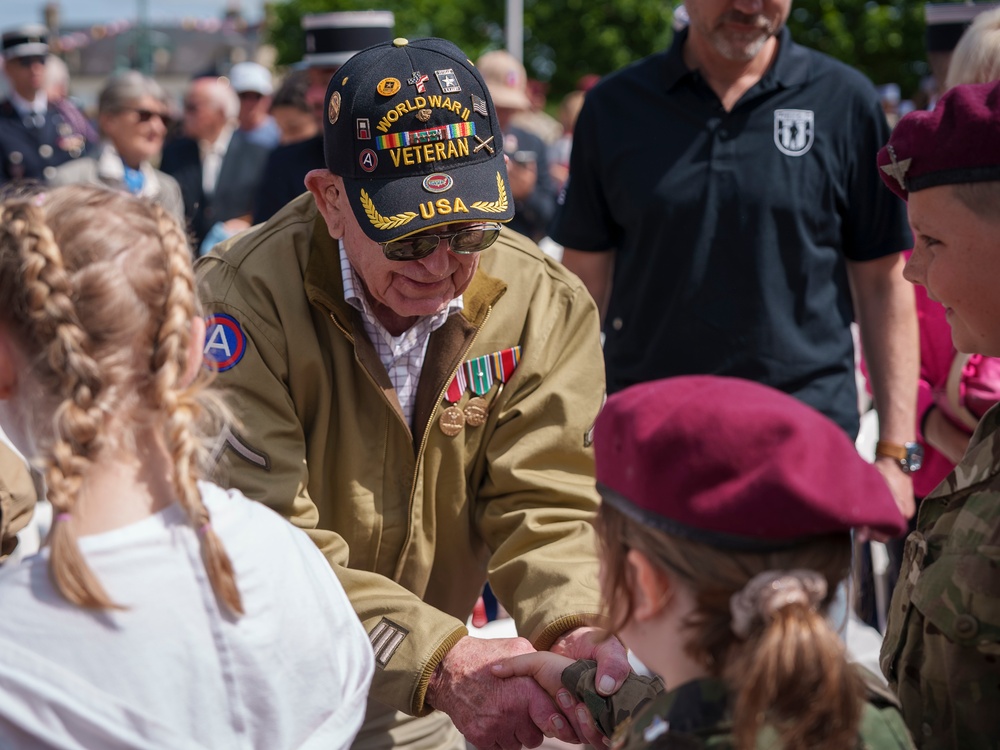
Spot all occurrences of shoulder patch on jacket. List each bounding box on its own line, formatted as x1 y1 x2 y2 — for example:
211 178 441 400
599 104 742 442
203 313 247 371
369 617 409 669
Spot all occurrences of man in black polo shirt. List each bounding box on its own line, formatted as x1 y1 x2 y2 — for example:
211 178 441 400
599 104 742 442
551 0 919 515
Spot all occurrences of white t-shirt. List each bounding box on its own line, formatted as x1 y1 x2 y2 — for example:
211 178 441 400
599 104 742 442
0 481 374 749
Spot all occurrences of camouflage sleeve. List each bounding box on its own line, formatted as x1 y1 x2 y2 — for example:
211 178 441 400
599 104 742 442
855 666 917 749
561 659 665 738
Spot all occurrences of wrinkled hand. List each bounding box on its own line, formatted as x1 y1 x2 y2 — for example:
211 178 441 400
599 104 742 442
548 627 631 747
492 651 591 742
426 636 577 749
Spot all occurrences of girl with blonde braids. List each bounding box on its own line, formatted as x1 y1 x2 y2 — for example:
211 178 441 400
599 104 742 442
0 185 373 748
493 376 916 750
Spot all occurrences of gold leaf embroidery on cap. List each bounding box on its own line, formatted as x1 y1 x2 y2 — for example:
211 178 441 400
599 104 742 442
471 172 509 213
361 189 418 230
328 91 341 125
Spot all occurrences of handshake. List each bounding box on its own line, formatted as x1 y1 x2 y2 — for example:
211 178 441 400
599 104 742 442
425 626 634 750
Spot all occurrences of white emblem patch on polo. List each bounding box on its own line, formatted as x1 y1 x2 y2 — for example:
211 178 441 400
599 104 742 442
773 109 814 156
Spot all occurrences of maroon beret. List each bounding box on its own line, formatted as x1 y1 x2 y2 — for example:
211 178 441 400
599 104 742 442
594 376 907 550
877 80 1000 201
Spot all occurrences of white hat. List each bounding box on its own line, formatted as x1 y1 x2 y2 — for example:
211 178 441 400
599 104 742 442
302 11 395 68
229 62 273 96
2 24 49 60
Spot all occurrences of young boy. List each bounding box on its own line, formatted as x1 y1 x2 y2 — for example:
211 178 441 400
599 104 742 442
876 80 1000 749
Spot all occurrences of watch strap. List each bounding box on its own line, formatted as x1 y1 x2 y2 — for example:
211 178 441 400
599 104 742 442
875 440 908 462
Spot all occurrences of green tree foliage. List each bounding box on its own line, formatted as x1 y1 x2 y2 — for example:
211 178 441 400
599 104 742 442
267 1 942 103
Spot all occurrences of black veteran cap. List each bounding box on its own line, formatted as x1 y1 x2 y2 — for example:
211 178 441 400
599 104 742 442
323 36 514 243
2 24 49 59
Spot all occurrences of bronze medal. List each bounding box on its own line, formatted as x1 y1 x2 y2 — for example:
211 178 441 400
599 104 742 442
439 405 465 436
464 396 488 427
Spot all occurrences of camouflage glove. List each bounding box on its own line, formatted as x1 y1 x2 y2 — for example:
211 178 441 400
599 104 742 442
561 658 665 737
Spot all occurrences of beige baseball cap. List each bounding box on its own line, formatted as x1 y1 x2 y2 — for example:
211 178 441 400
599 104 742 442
476 50 531 111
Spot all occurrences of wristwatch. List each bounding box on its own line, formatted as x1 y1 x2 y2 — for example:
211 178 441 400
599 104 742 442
875 440 924 473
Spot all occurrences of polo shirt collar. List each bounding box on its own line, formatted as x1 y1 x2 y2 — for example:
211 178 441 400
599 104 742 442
663 25 809 92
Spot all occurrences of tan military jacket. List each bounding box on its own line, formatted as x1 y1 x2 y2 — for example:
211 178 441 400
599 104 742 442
195 194 606 717
881 403 1000 748
0 441 35 562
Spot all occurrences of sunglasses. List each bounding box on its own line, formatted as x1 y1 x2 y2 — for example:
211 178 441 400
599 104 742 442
380 223 502 261
122 107 171 126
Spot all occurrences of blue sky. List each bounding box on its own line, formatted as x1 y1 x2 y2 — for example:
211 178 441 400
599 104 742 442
4 0 268 28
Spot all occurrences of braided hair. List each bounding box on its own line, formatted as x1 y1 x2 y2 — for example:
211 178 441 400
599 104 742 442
0 185 243 615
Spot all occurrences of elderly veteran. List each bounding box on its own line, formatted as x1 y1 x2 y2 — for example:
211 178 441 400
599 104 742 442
196 37 626 750
876 80 1000 750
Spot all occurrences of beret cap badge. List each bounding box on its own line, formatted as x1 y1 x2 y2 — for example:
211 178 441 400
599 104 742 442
880 145 912 192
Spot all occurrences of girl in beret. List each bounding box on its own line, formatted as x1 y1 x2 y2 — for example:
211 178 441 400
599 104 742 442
494 375 913 749
0 185 373 746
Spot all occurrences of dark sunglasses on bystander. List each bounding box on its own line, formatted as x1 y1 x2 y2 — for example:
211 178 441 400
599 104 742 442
121 107 171 126
13 55 45 68
379 223 503 261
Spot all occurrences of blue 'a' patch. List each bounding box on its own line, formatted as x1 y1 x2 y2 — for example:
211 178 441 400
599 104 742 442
203 313 246 372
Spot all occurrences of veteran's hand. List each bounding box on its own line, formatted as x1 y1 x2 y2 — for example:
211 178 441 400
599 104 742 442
548 626 631 747
426 636 579 749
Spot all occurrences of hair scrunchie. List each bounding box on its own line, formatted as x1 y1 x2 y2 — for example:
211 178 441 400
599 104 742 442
729 569 828 639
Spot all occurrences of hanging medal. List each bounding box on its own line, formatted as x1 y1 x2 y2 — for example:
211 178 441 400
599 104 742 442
439 347 523 435
439 366 467 436
463 355 494 427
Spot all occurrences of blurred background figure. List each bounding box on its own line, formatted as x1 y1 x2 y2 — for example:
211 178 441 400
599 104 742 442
43 53 99 147
230 60 280 149
161 75 270 250
512 78 563 145
549 88 585 192
268 68 319 145
253 10 394 224
50 71 184 223
477 49 558 243
877 82 902 127
0 24 90 184
924 2 1000 108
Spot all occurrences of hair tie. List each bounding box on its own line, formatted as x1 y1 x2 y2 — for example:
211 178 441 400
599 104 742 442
55 512 71 523
33 192 47 207
198 522 212 536
729 569 828 639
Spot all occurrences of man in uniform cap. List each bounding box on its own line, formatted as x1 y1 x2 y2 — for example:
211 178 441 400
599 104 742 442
253 10 395 223
198 36 626 750
0 25 90 184
877 80 1000 750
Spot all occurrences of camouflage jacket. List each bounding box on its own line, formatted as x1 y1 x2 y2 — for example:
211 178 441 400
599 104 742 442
881 404 1000 749
563 660 914 749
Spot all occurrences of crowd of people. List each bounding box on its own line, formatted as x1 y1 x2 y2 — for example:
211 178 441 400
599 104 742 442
1 1 1000 749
